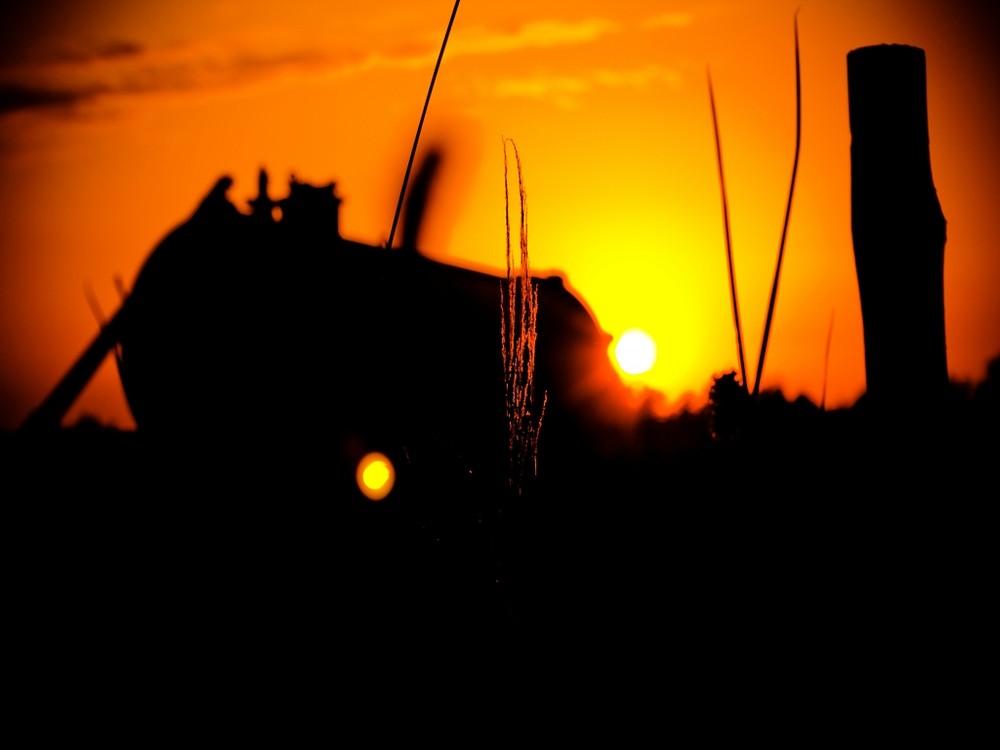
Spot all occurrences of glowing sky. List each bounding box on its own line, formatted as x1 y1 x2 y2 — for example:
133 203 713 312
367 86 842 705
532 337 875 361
1 0 998 430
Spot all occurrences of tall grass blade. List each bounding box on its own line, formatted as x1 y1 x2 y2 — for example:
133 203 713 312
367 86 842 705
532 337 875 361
386 0 461 250
752 12 801 397
708 68 749 395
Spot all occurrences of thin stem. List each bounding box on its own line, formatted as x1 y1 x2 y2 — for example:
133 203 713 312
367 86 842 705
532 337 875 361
753 11 801 397
708 67 749 395
386 0 461 250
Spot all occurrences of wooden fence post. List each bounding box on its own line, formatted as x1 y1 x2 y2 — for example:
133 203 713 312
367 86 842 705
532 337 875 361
848 44 949 429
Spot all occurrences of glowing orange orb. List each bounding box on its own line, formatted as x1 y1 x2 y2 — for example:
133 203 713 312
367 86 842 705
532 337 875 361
356 452 395 501
614 328 657 375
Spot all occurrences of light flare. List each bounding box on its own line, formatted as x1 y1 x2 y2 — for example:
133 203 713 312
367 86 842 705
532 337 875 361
356 451 395 501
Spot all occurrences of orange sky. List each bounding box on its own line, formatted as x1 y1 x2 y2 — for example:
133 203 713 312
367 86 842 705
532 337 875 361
1 0 998 431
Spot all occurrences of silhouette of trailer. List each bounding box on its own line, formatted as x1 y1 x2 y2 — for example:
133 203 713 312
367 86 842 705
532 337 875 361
20 157 641 489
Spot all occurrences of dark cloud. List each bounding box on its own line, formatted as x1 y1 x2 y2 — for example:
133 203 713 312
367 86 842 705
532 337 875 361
0 32 378 118
0 83 98 115
0 44 340 117
44 40 146 65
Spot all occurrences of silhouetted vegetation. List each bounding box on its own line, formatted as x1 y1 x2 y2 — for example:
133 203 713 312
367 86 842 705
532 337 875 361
501 137 546 497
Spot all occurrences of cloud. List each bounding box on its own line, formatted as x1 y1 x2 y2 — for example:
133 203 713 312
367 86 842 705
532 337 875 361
43 40 146 65
642 12 694 30
0 83 99 115
492 65 683 108
0 36 357 116
594 66 684 89
359 17 624 72
0 16 624 117
109 46 334 94
450 17 620 56
494 75 590 102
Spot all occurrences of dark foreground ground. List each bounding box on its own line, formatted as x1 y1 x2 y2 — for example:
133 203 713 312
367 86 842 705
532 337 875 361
2 396 995 724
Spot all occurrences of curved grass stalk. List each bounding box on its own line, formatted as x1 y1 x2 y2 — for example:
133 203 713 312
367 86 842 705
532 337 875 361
752 11 802 397
708 68 749 395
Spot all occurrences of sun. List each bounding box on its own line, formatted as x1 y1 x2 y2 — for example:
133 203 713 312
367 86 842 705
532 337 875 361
614 328 657 376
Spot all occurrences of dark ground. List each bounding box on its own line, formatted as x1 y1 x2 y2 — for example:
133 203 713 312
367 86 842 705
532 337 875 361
2 386 995 729
4 392 994 615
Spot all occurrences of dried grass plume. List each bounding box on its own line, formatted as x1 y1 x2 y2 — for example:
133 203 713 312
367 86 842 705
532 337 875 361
500 137 547 495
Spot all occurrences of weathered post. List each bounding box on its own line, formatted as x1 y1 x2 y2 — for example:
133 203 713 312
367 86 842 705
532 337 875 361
848 44 949 430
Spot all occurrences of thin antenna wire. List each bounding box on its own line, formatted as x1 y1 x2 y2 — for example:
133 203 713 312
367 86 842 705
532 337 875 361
708 67 749 395
386 0 461 250
753 11 801 397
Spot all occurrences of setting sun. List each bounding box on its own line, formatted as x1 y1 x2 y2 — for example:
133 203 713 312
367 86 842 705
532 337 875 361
614 328 658 376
